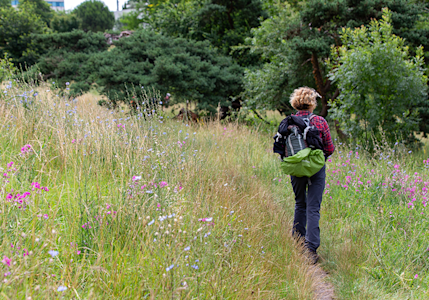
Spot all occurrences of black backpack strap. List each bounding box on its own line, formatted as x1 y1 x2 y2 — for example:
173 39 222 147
300 113 312 127
303 113 315 140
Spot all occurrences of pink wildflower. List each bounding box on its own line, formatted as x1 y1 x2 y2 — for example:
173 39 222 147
2 256 11 267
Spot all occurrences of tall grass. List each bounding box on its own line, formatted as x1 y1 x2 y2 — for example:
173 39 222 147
2 80 429 299
317 143 429 299
0 82 317 299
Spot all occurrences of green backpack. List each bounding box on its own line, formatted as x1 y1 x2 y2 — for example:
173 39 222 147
280 147 325 177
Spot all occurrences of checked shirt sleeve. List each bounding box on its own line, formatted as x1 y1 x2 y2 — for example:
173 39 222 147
314 117 335 157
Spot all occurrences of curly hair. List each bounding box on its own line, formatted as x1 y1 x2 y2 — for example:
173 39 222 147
289 87 320 111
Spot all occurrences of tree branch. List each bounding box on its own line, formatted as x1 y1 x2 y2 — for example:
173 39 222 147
251 109 270 125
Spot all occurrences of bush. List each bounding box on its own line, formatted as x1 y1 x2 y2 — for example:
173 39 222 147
328 9 428 149
27 30 243 114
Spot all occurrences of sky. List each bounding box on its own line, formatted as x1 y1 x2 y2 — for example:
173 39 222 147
64 0 128 11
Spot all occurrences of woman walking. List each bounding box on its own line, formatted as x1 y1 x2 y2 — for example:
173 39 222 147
288 87 335 263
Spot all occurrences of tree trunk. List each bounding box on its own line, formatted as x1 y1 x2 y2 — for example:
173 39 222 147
226 1 234 30
330 88 347 140
311 52 329 117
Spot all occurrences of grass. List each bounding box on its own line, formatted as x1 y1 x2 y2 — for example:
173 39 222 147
317 144 429 299
0 82 316 299
1 81 429 299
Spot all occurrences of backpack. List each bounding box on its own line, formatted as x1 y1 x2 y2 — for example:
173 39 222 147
285 114 314 157
273 113 325 177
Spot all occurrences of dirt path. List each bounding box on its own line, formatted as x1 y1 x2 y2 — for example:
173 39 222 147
309 263 335 300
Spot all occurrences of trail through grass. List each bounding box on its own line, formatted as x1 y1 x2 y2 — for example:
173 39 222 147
1 82 429 299
0 83 317 299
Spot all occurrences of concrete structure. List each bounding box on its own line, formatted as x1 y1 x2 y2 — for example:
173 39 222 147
113 8 135 21
11 0 65 11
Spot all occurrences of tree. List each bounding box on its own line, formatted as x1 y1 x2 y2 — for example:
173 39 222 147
18 0 54 26
24 30 108 81
122 0 267 66
328 9 428 148
0 0 11 7
243 0 428 117
243 4 305 115
27 30 243 114
50 11 81 33
73 0 115 32
120 0 186 30
0 4 47 68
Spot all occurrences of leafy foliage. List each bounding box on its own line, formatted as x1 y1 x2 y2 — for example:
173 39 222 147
242 4 306 114
243 0 429 116
0 0 11 7
122 0 267 66
23 30 108 82
0 54 17 82
27 30 243 114
0 4 47 68
328 9 428 147
73 0 115 32
18 0 54 26
50 11 81 33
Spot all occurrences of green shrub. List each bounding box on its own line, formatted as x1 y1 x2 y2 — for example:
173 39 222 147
328 9 428 148
27 30 243 114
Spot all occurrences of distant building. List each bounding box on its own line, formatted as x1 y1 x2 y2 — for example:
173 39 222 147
11 0 65 11
113 8 134 21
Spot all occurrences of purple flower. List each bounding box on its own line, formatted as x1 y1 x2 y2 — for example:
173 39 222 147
2 256 11 267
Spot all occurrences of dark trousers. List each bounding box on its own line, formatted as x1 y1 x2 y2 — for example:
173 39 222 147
290 165 326 252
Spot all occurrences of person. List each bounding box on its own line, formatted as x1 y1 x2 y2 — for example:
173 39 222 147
165 93 171 103
288 87 335 263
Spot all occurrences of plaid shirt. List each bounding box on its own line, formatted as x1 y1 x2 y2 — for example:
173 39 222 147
294 111 335 157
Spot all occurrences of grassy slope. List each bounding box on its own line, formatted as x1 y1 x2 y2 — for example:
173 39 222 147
0 86 316 299
1 84 429 299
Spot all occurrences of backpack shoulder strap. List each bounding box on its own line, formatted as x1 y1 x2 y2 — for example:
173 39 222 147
300 113 312 127
308 113 317 125
303 113 315 140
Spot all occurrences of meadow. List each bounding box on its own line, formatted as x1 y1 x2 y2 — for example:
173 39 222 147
0 81 428 299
